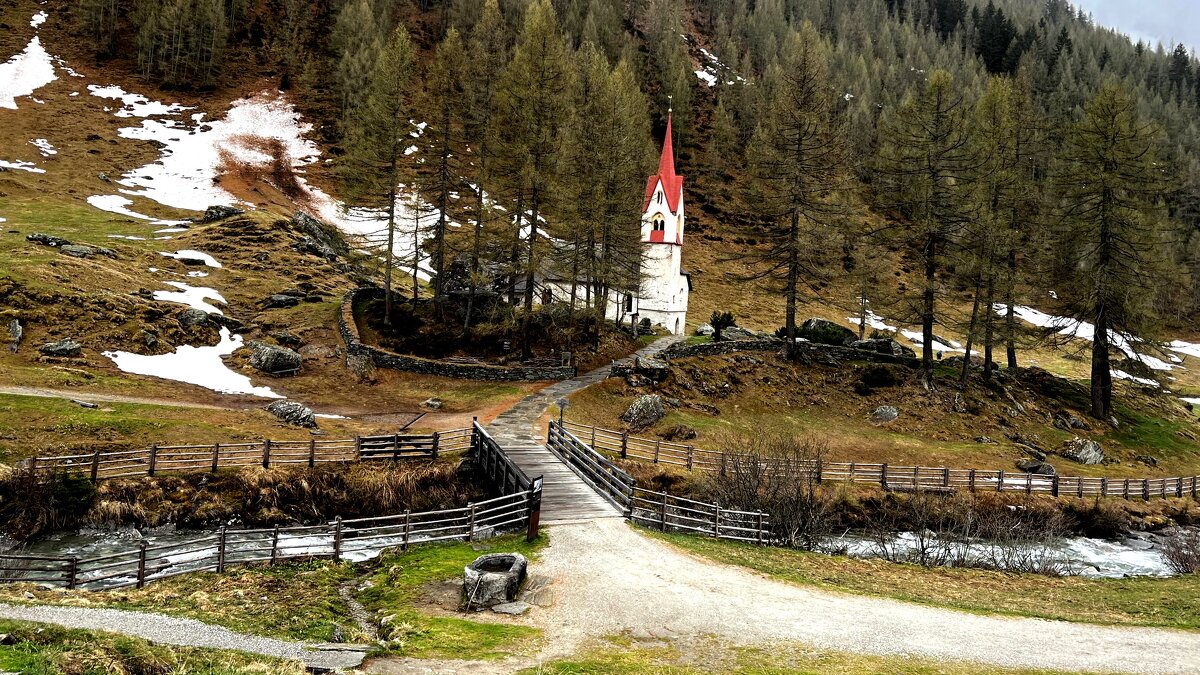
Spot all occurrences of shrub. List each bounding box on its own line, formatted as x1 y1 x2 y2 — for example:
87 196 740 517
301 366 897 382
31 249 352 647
1163 529 1200 574
710 311 736 341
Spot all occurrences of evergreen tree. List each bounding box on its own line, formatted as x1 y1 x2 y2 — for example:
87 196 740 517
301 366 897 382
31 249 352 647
876 70 976 387
334 0 385 123
1053 82 1173 419
78 0 120 56
341 25 417 324
743 24 849 358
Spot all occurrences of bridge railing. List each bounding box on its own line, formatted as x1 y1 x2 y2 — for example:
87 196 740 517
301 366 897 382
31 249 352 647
546 420 634 511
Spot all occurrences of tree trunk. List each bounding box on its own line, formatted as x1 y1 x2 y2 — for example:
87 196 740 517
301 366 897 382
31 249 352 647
384 176 397 325
465 181 485 331
921 231 937 389
858 291 868 340
983 276 996 381
960 273 982 385
508 194 523 305
521 190 539 361
1091 306 1112 419
785 210 800 359
1006 250 1017 368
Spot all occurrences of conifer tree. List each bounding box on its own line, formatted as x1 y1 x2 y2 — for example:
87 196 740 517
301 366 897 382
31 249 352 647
743 24 848 359
334 0 385 123
341 25 416 324
79 0 119 56
1053 82 1173 419
876 70 976 387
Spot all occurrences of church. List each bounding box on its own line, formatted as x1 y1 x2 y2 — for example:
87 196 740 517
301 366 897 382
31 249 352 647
544 112 691 335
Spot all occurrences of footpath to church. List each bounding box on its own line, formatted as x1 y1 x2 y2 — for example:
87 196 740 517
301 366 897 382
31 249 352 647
486 334 684 523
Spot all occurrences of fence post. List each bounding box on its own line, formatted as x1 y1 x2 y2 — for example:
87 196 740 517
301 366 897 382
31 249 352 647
1025 471 1032 495
67 556 79 590
1143 479 1150 501
148 445 158 477
28 456 38 480
307 439 316 468
968 468 976 492
756 512 765 546
217 526 227 572
996 469 1005 492
212 443 220 473
816 458 824 484
1052 474 1060 497
90 450 100 482
942 467 950 488
432 432 440 460
713 502 720 539
332 518 343 561
525 480 542 542
262 440 272 469
590 426 596 449
659 491 669 532
467 503 477 542
913 466 920 489
270 525 280 566
402 510 411 551
880 463 889 491
354 436 362 462
1077 477 1084 498
136 541 148 589
687 446 694 471
1175 479 1182 499
622 432 629 460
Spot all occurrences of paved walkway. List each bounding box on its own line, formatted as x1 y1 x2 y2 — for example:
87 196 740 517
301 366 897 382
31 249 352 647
0 603 368 670
486 335 684 523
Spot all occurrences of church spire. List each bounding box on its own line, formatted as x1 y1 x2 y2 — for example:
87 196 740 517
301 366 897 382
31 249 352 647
658 106 676 182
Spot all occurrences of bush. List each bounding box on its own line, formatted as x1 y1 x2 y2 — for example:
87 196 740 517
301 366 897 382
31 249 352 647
710 311 736 341
1163 529 1200 574
858 365 899 389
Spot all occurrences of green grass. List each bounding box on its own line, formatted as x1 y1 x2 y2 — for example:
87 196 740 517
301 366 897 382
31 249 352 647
358 533 547 659
0 619 304 674
522 635 1068 674
653 529 1200 631
1112 403 1200 457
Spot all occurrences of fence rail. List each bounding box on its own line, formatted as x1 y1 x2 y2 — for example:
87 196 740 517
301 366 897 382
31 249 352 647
17 428 473 482
1 424 538 591
546 421 635 511
563 421 1200 501
628 487 771 544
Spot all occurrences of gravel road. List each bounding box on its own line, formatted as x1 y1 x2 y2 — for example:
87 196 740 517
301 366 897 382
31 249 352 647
0 603 367 671
530 519 1200 674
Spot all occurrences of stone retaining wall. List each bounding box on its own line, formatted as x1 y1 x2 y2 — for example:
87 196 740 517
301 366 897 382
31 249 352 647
659 338 920 368
339 288 577 382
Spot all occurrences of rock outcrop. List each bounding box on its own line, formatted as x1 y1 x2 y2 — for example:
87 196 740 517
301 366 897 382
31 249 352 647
249 341 302 375
265 400 316 428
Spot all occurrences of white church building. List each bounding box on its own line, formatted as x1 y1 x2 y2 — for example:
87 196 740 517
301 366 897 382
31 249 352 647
544 113 691 335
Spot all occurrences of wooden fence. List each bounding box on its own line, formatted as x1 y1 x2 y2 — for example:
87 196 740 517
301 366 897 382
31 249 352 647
563 421 1200 501
0 423 540 591
16 428 473 482
546 421 769 545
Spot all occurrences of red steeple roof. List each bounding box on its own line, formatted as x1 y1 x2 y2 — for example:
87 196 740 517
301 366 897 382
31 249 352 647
642 112 684 215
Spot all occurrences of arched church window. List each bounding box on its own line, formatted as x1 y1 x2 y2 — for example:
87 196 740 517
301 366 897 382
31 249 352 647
656 192 663 205
625 294 633 312
652 215 665 232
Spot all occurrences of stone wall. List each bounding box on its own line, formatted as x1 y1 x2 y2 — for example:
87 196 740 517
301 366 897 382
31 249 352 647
659 338 920 368
339 289 577 382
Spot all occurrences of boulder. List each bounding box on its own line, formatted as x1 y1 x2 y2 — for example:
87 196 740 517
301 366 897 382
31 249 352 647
869 405 899 424
694 323 714 336
202 205 245 222
658 424 697 441
463 553 528 608
621 394 665 431
249 341 302 375
1059 437 1104 465
26 233 71 247
1136 454 1159 467
491 601 531 616
265 400 316 428
1053 413 1092 432
635 356 670 382
624 373 652 388
293 211 351 257
975 436 996 444
292 235 338 260
799 318 856 346
1016 458 1057 476
39 339 81 357
7 320 21 352
177 308 212 327
272 331 302 347
849 338 916 359
421 397 443 410
716 326 757 342
60 244 95 258
263 294 301 309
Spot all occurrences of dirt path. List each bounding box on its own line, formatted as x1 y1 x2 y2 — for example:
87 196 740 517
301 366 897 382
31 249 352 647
0 385 257 411
0 602 368 670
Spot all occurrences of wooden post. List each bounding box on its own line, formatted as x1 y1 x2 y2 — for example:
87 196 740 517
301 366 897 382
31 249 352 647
308 439 316 468
660 491 669 531
1025 471 1033 495
402 511 411 551
880 463 889 491
1052 475 1060 497
686 445 694 471
136 541 148 589
756 512 765 546
29 456 37 479
1192 476 1198 499
148 445 158 477
713 502 721 539
968 468 976 492
1143 479 1150 501
654 440 660 464
432 432 440 460
525 481 542 542
942 467 950 488
270 525 280 566
849 461 856 484
354 436 362 462
913 466 920 489
1121 478 1128 499
996 469 1005 492
1077 477 1084 498
331 518 343 562
1176 478 1183 499
217 526 227 572
90 450 101 482
816 458 824 484
262 440 272 469
467 503 477 542
67 556 79 590
212 443 220 473
622 432 629 460
590 426 596 449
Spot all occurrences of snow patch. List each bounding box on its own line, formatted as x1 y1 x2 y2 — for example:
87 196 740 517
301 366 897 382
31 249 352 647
0 159 45 173
87 195 153 220
104 328 280 398
30 138 55 156
160 249 222 269
694 69 717 87
900 329 964 353
153 281 226 314
87 84 187 118
30 11 46 28
847 310 897 333
1112 370 1159 387
0 36 57 109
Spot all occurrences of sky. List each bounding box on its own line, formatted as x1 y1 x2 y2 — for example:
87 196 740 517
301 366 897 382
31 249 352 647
1071 0 1200 53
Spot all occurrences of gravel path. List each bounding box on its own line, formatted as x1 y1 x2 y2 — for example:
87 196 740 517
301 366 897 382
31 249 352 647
0 603 368 671
529 519 1200 674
